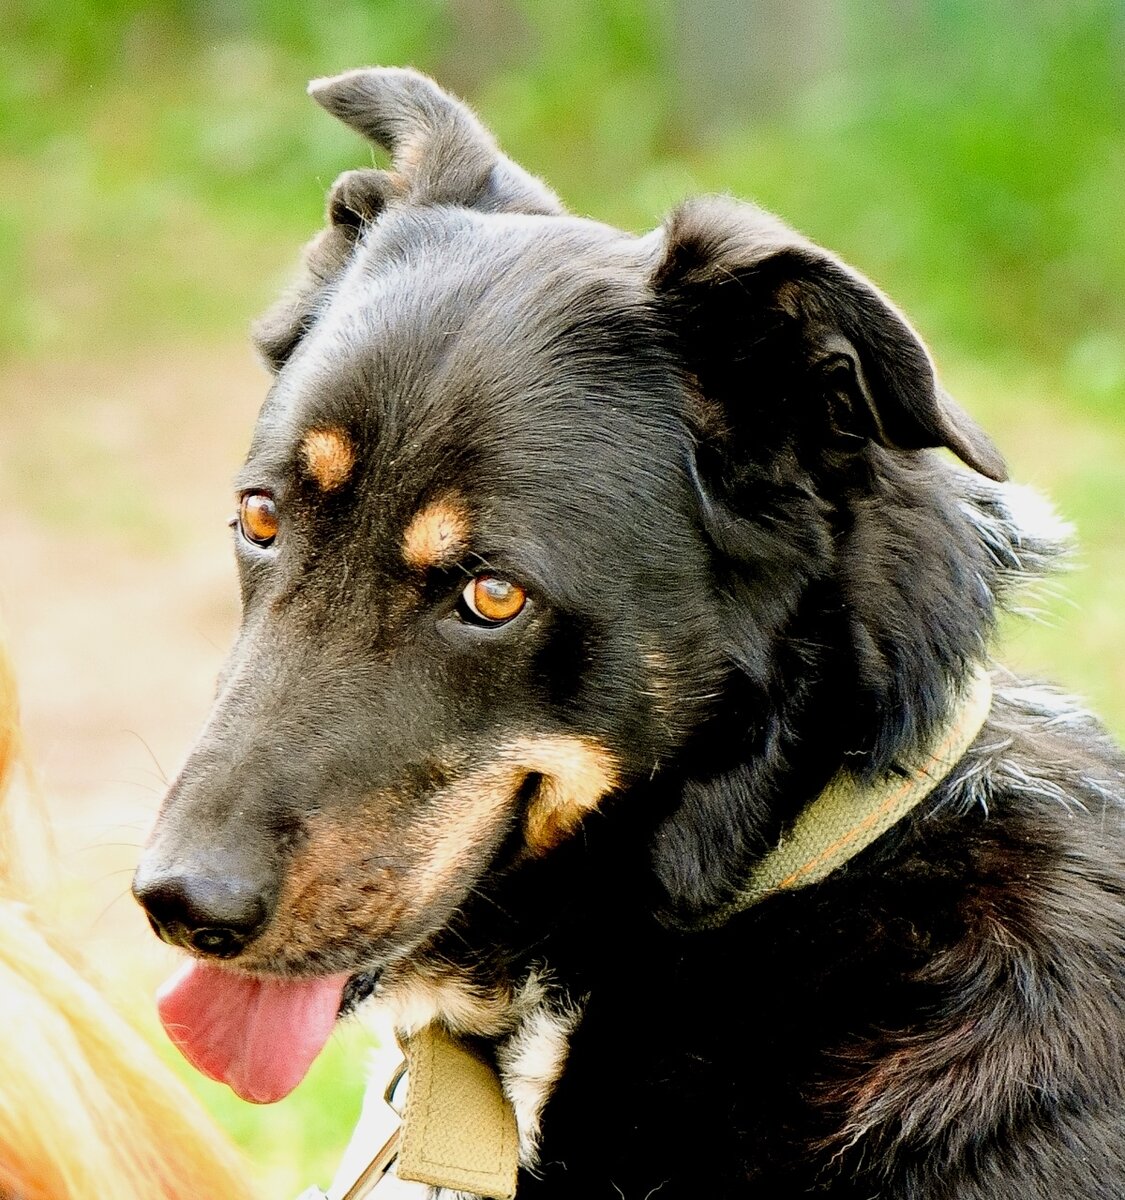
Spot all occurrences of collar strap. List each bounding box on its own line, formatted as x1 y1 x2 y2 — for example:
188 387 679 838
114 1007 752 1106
689 667 993 931
309 1024 519 1200
395 1024 519 1199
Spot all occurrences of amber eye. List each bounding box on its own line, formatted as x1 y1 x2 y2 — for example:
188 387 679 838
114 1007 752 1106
461 575 527 624
238 492 279 547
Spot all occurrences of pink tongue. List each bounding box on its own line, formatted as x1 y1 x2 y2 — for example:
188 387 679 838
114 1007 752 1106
156 960 350 1103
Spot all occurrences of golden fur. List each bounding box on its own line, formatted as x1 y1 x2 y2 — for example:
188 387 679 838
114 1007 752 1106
0 632 253 1200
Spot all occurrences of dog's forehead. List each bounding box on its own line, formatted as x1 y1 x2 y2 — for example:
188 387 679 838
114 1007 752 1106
248 207 676 502
296 206 650 409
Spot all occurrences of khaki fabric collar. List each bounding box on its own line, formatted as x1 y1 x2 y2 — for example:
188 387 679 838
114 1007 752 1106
688 666 994 930
395 1024 519 1199
312 1026 519 1200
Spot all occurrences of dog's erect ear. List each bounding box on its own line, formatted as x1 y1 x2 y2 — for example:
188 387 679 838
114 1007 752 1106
253 68 562 373
308 67 562 216
650 197 1006 481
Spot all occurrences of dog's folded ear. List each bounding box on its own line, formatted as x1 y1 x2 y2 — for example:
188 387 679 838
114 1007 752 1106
646 199 1005 923
308 67 562 216
253 68 561 373
649 197 1006 482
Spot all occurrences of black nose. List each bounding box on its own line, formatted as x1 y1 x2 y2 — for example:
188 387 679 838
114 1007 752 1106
132 865 270 958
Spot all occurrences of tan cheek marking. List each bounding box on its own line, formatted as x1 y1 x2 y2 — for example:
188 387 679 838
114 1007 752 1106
233 739 617 968
300 427 356 492
233 760 518 970
402 497 471 569
402 739 619 896
504 736 621 854
407 760 523 905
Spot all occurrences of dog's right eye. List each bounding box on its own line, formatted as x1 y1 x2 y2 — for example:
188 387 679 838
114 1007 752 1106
238 492 279 547
460 575 527 625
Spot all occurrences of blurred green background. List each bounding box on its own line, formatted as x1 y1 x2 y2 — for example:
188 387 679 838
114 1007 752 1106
1 0 1123 1193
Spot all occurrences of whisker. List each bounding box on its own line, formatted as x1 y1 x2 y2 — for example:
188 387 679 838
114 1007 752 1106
122 729 170 786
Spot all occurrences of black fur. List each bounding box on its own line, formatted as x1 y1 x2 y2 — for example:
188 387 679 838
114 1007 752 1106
133 69 1125 1197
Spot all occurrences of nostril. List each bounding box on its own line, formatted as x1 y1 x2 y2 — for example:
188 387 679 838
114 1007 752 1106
189 926 245 959
133 864 271 958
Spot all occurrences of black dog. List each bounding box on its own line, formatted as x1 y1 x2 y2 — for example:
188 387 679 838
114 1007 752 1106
134 69 1125 1197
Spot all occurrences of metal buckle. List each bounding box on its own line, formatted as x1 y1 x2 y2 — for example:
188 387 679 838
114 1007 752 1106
337 1125 402 1200
384 1059 409 1115
336 1062 410 1199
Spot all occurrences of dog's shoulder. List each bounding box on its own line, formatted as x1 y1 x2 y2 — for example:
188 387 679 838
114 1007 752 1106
796 680 1125 1192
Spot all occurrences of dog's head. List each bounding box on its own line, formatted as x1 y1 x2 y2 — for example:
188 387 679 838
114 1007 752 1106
133 68 1007 1101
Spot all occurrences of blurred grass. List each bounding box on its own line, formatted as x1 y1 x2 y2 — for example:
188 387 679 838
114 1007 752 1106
4 1 1123 376
2 1 1123 1193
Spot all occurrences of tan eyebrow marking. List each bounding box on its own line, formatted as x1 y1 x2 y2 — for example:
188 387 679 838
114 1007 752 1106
403 497 471 570
300 427 356 492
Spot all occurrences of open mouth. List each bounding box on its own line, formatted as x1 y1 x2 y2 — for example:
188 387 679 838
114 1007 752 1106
156 960 379 1103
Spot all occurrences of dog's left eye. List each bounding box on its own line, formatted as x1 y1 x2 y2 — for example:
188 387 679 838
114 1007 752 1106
238 492 279 547
460 575 527 624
